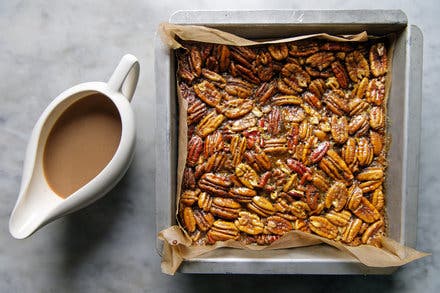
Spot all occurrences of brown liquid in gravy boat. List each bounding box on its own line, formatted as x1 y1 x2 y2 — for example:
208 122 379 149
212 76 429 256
43 93 122 198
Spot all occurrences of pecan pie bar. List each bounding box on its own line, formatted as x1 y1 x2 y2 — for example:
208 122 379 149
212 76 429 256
176 38 389 247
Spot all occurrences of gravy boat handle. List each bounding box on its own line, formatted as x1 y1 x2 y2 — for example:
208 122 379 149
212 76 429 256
107 54 140 102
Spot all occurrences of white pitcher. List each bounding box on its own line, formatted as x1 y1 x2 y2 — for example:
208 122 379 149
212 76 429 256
9 54 140 239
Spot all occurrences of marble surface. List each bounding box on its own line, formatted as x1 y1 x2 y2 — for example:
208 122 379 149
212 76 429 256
0 0 438 292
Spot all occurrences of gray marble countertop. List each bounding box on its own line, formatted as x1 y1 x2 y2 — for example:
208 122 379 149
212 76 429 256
1 1 438 292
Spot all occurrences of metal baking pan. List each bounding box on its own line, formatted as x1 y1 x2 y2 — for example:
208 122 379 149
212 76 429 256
154 10 423 274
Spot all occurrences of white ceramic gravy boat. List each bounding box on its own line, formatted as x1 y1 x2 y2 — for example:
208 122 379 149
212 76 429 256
9 54 140 239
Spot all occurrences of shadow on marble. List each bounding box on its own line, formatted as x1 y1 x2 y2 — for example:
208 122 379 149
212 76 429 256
178 273 399 292
56 166 134 277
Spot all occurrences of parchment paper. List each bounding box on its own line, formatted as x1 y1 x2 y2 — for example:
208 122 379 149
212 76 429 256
157 23 429 275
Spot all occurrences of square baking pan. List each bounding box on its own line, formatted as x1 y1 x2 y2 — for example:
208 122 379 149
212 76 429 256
154 10 423 274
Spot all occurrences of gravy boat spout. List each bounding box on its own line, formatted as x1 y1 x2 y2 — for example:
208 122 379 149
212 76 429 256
9 54 139 239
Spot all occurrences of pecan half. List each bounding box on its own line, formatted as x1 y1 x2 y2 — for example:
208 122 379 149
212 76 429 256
325 181 348 211
371 189 385 211
356 137 374 167
341 137 357 166
366 77 385 106
325 210 352 227
201 68 226 86
309 79 326 98
230 114 257 132
305 184 320 210
264 215 293 235
359 179 383 193
187 98 208 125
207 220 239 242
210 197 241 220
348 114 369 137
230 48 254 72
268 43 289 60
189 47 202 77
247 196 276 218
369 43 388 77
254 152 272 171
256 81 277 104
341 218 363 243
346 185 363 210
326 76 340 89
309 216 338 239
319 149 353 181
267 106 283 135
313 129 328 141
272 95 302 106
290 201 311 219
198 192 212 211
286 158 309 176
309 141 330 164
199 44 213 62
262 137 288 154
324 90 349 116
357 167 384 181
288 40 319 56
370 130 384 156
231 46 256 65
228 187 257 203
369 106 385 131
198 173 232 196
348 98 369 116
351 77 369 99
187 135 204 167
216 45 231 72
234 62 260 84
254 51 274 81
331 115 349 144
235 211 264 235
235 163 260 189
204 131 224 157
230 135 247 167
224 77 253 98
331 61 349 88
203 152 227 173
196 111 226 138
303 92 322 109
345 50 370 82
281 63 311 92
277 78 298 95
361 220 384 244
182 207 196 233
299 119 313 140
194 80 222 107
182 167 196 189
194 210 215 231
311 172 330 192
180 189 200 206
177 56 196 84
306 52 335 70
353 197 381 223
